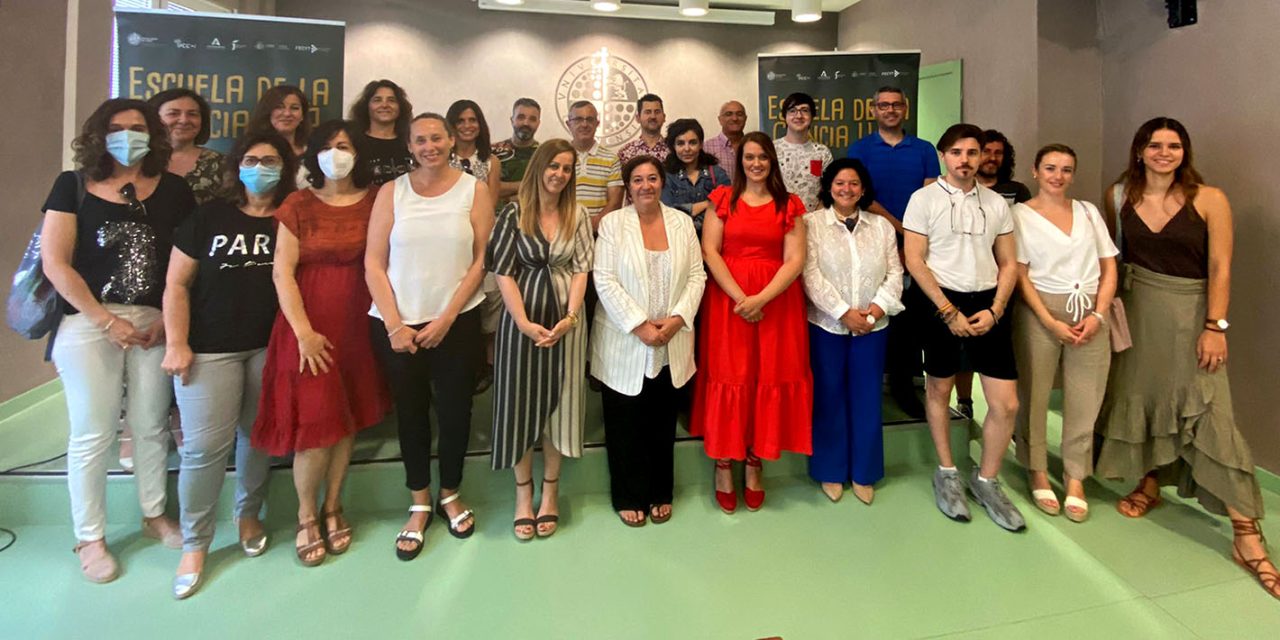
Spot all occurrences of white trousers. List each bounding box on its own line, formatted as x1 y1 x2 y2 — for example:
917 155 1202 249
53 304 172 542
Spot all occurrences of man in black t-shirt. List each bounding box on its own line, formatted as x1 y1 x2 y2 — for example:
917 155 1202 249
978 129 1032 206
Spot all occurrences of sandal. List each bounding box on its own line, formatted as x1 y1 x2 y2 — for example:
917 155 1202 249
513 479 536 542
295 519 326 567
395 505 433 561
744 454 765 511
617 510 646 528
73 540 119 584
535 477 560 538
321 506 353 554
1063 496 1089 523
1117 484 1162 518
1031 488 1061 516
1231 518 1280 600
438 493 476 539
649 504 672 525
714 459 737 514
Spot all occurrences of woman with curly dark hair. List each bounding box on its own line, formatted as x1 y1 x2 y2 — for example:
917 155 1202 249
149 88 223 204
247 85 311 159
349 79 414 185
40 98 196 583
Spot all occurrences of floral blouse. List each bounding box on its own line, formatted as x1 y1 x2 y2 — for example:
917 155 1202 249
802 207 904 335
184 147 225 205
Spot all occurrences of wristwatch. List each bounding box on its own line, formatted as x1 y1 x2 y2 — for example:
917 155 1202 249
865 314 876 326
1206 318 1229 332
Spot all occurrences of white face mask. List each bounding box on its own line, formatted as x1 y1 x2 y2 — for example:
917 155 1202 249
317 148 355 181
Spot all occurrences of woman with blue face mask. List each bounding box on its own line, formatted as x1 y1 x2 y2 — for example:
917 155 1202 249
39 99 197 584
159 133 296 598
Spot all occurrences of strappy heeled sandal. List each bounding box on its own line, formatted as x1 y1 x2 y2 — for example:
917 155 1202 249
1232 518 1280 600
321 506 353 554
395 505 433 561
535 477 560 538
295 519 326 567
744 454 765 511
438 493 476 539
1116 484 1161 518
714 459 737 514
513 479 536 542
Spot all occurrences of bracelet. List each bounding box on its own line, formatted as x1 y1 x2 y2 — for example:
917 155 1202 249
564 310 579 327
939 309 959 323
987 308 999 324
387 324 408 338
102 317 117 333
1090 310 1106 324
935 302 956 319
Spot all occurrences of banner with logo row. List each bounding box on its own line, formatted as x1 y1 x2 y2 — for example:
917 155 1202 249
115 9 345 153
757 51 922 159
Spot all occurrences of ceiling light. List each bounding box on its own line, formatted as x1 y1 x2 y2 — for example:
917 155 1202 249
792 0 821 23
679 0 709 17
592 1 621 11
476 0 773 26
493 0 524 5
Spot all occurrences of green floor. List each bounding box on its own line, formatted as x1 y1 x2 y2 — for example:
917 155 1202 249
2 390 1280 638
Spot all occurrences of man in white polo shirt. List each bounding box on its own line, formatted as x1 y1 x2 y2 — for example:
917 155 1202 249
902 123 1025 532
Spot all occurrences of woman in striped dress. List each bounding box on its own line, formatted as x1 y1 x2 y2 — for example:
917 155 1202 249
487 138 594 540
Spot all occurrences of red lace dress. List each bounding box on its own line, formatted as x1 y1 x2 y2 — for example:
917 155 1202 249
691 186 813 460
252 189 391 455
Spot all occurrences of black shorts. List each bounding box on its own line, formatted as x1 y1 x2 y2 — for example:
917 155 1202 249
912 286 1017 381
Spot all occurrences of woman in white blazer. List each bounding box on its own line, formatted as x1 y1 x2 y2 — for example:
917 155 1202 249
591 155 706 527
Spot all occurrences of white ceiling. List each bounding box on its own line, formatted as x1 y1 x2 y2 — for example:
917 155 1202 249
643 1 863 9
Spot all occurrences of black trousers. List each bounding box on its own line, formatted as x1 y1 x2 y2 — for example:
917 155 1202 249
601 368 679 511
370 309 482 492
887 281 924 381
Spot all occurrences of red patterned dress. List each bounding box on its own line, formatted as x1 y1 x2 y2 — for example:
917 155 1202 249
253 189 391 455
691 186 813 460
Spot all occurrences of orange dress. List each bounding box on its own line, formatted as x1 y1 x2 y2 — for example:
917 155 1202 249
252 189 391 455
691 186 813 460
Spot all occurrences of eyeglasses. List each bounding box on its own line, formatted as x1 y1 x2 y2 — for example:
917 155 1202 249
786 107 812 116
241 155 283 168
567 117 599 125
875 101 907 111
938 181 987 236
118 183 147 217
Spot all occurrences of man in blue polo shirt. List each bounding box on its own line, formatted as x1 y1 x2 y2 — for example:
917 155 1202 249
847 85 941 419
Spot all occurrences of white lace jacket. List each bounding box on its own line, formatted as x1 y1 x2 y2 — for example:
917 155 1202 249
802 207 905 335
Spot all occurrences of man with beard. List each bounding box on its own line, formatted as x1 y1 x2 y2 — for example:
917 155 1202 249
978 129 1031 206
493 98 543 205
618 93 669 163
902 124 1024 532
704 100 747 178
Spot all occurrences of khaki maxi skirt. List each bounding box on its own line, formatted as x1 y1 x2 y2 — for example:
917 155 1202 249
1095 264 1263 519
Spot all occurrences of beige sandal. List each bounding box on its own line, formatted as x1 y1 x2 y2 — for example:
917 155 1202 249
73 540 119 584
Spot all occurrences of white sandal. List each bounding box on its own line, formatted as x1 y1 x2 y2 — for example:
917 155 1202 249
1063 496 1089 523
394 505 432 561
438 493 475 539
1031 488 1061 516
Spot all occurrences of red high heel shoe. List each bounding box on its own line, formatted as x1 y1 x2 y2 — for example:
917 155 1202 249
744 454 765 511
714 459 737 514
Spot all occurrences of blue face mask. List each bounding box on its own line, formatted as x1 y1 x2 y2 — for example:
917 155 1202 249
239 165 283 195
104 130 151 167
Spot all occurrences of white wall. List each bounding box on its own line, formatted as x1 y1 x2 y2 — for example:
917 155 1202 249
275 0 837 144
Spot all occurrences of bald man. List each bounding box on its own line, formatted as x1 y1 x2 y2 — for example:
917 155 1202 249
704 100 747 177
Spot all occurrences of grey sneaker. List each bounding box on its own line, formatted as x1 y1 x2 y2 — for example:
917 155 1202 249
969 469 1027 532
933 467 971 522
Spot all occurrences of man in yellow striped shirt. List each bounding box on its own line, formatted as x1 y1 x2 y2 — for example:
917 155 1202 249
566 100 623 232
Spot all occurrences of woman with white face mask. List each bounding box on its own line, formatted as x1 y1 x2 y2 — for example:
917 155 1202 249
161 132 297 598
39 98 196 583
251 119 392 567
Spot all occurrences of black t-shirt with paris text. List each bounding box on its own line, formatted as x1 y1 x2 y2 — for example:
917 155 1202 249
172 198 279 353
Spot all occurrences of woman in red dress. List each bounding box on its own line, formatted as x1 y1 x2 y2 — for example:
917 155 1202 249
693 131 812 513
253 120 391 566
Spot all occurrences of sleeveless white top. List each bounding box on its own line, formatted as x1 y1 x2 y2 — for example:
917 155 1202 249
369 172 483 324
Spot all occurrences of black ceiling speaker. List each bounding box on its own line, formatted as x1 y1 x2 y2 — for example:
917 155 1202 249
1166 0 1198 29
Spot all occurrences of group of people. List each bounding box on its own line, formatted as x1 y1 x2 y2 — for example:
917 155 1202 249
35 78 1276 602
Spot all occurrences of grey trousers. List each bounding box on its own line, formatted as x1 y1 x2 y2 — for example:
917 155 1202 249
174 349 271 552
1013 293 1111 481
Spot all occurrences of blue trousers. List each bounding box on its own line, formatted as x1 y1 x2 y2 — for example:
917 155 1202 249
808 324 889 485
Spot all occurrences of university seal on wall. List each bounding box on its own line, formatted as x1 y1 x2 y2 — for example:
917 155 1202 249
556 48 649 148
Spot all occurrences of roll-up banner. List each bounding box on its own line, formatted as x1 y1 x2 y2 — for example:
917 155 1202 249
757 51 921 158
114 9 345 153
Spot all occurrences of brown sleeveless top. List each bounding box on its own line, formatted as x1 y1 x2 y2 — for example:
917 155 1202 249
1120 202 1208 279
